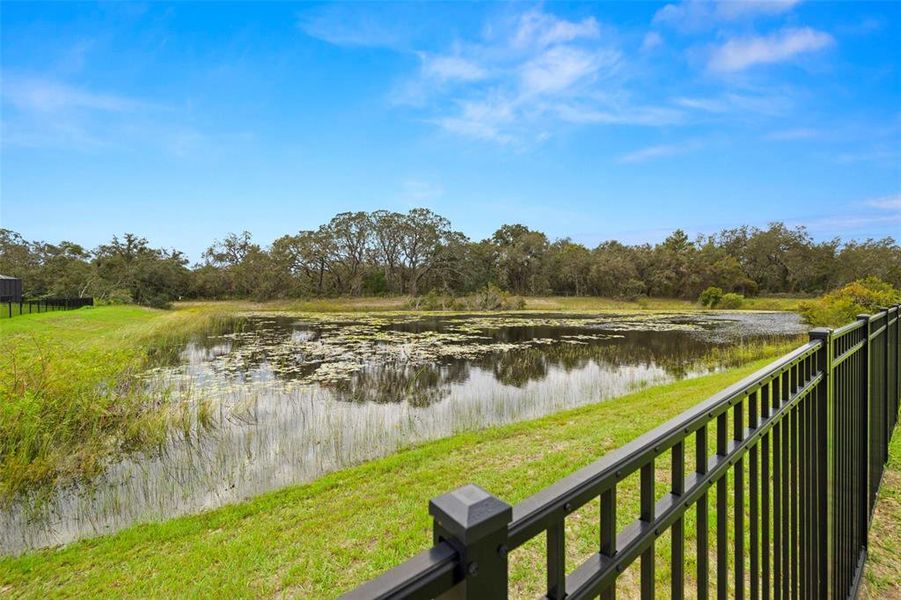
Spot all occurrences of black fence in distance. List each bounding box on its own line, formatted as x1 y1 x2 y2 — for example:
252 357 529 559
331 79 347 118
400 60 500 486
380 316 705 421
345 305 901 599
1 297 94 318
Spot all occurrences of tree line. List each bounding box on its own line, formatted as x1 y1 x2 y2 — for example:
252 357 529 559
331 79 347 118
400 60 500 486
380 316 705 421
2 209 899 307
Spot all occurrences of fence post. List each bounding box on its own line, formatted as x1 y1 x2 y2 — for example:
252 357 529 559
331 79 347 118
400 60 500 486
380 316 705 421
429 484 511 599
857 314 872 546
884 308 891 475
895 305 901 434
809 327 833 598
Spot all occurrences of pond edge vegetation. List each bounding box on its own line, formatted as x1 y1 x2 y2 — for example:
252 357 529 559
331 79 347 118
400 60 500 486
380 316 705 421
0 355 898 598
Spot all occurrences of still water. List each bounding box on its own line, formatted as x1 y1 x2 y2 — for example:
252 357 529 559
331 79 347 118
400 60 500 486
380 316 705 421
1 311 805 554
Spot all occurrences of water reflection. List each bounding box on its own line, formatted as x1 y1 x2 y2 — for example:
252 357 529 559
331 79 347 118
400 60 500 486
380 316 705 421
0 311 805 554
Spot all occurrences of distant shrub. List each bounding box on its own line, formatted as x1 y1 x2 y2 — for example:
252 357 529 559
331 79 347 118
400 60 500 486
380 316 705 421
469 284 524 311
470 284 505 311
799 277 901 327
699 286 725 308
508 295 527 310
619 279 646 302
719 293 745 309
407 285 525 311
406 289 460 311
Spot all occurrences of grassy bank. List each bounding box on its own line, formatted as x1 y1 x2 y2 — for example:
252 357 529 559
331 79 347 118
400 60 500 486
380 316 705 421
0 359 807 597
0 305 237 500
174 294 807 314
862 429 901 598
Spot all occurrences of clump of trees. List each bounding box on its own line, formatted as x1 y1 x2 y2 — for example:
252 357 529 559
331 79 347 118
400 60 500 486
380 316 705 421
2 209 900 308
0 230 188 308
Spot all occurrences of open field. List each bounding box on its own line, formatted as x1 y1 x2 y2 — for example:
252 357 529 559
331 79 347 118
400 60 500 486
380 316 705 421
1 355 898 598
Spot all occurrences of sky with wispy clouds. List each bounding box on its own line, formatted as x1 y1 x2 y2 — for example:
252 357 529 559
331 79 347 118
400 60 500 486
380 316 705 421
1 1 899 259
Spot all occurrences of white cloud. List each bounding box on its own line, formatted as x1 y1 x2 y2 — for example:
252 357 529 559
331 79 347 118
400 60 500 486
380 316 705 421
0 74 246 158
715 0 803 20
298 8 405 48
642 32 664 52
836 147 900 166
555 103 683 126
674 92 792 116
401 179 445 205
519 47 616 95
708 27 834 72
2 76 145 113
398 9 677 145
616 140 700 164
867 194 901 211
512 10 600 49
430 96 517 144
654 0 802 31
419 54 487 82
764 128 820 141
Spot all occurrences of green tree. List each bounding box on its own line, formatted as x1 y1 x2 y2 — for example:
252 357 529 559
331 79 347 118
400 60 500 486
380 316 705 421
491 224 549 294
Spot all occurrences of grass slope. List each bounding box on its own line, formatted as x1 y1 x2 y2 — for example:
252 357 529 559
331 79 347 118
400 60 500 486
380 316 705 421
861 429 901 598
0 358 801 597
0 305 233 498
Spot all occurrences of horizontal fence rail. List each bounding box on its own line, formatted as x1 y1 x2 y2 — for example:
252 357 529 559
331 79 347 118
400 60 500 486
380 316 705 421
1 296 93 318
344 305 901 600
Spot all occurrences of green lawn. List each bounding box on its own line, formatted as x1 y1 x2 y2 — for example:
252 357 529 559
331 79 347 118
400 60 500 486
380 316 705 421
862 429 901 598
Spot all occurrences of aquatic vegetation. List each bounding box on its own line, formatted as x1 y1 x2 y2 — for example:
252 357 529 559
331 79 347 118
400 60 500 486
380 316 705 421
0 309 805 554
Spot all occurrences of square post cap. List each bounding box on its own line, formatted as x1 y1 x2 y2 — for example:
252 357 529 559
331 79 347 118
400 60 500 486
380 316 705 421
429 484 512 545
809 327 831 340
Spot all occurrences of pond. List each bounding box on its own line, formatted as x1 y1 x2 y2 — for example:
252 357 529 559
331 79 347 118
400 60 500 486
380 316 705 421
0 311 806 554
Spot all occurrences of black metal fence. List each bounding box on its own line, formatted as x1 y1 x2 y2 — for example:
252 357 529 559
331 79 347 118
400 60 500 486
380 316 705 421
1 297 93 318
345 305 901 599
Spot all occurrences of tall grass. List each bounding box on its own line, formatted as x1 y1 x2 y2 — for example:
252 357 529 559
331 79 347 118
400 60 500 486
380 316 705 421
0 306 238 502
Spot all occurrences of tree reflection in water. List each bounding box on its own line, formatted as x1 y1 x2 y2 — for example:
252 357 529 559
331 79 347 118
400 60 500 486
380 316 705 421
179 313 803 406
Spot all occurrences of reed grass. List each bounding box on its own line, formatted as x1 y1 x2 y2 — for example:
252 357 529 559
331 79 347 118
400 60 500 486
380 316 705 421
0 305 235 502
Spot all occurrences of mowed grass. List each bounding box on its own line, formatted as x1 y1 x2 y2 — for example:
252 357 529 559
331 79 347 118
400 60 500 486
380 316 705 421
0 305 235 499
0 358 828 597
862 429 901 599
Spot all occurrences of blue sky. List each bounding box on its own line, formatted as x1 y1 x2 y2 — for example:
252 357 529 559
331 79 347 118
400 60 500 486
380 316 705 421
1 1 899 260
